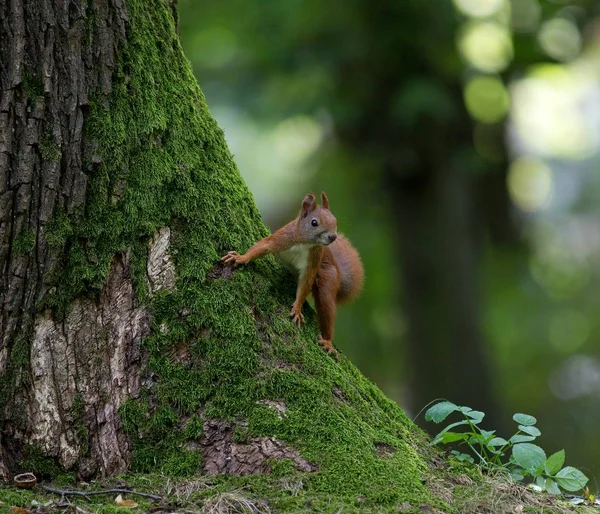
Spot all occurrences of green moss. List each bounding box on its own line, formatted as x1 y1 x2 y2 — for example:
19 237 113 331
184 415 204 440
25 0 452 509
0 488 38 512
20 446 63 479
0 330 31 425
12 230 36 255
40 132 61 162
43 207 74 249
39 130 61 162
21 72 43 101
2 473 598 514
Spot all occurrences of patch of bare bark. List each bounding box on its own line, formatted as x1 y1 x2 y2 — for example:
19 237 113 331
200 420 316 476
4 252 151 478
147 227 176 293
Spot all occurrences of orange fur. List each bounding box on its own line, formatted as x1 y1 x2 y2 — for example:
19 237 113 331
222 192 364 358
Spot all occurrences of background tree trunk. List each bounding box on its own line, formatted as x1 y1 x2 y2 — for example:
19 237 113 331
0 0 452 508
327 1 508 425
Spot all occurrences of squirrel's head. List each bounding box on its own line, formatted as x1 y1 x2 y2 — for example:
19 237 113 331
297 192 338 246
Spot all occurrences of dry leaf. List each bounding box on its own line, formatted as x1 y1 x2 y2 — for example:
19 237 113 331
11 508 28 514
514 506 524 514
115 494 138 508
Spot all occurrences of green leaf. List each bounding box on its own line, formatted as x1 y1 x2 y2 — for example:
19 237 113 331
458 406 473 415
518 425 541 437
554 467 588 492
509 434 536 444
468 433 485 444
435 431 469 444
431 420 470 445
513 413 537 426
545 450 565 476
511 469 524 481
425 402 459 423
480 429 496 441
451 450 474 463
466 410 485 423
512 443 546 474
545 479 562 495
488 437 508 447
536 476 545 489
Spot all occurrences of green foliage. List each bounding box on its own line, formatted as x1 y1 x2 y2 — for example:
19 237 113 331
39 130 61 162
12 230 36 255
425 401 589 495
0 330 31 424
18 446 76 483
21 72 43 100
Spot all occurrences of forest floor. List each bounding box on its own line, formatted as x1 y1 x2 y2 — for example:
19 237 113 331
1 471 599 514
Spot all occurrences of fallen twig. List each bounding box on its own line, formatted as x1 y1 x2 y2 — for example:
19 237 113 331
41 484 162 502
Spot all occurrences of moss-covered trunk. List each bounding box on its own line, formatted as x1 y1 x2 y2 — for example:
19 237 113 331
1 0 449 509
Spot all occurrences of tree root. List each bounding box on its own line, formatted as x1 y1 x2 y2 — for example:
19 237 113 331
40 484 162 503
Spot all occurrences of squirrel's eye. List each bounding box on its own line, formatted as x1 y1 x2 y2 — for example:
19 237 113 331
311 219 318 227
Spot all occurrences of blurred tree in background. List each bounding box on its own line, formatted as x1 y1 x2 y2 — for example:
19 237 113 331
178 0 600 485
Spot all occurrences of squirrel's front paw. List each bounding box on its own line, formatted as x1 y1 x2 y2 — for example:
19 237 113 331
318 339 339 360
221 251 246 266
290 303 305 327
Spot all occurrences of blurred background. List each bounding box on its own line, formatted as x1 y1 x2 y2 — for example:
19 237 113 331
177 0 600 487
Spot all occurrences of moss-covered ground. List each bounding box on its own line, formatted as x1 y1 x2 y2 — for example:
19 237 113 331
3 0 594 513
1 472 598 514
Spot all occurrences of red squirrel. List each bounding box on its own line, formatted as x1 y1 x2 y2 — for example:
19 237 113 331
222 192 364 357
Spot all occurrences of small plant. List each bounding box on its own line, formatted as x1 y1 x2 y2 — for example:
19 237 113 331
424 401 589 495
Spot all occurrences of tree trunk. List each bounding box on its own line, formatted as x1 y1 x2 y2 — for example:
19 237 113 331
0 0 451 507
385 153 498 422
326 0 505 425
1 0 128 478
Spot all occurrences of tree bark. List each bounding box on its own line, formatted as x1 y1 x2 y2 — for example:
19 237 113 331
1 0 128 477
0 0 450 508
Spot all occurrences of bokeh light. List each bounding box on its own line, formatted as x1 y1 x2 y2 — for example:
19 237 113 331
464 76 509 123
510 66 597 159
549 355 600 400
459 22 513 73
272 116 323 165
210 109 324 214
530 252 590 299
539 18 582 62
549 310 590 353
453 0 505 18
507 156 553 212
510 0 541 33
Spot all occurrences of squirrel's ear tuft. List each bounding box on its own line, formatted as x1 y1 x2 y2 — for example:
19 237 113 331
301 193 316 217
321 192 329 210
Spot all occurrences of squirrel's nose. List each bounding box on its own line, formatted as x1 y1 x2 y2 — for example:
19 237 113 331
328 233 337 243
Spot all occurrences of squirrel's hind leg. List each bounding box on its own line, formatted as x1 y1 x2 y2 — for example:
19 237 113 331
313 265 340 359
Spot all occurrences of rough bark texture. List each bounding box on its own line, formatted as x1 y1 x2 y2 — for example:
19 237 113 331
0 0 128 478
0 0 454 510
0 0 125 353
27 252 151 478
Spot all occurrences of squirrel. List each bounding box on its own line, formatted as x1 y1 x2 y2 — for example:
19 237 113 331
222 192 364 358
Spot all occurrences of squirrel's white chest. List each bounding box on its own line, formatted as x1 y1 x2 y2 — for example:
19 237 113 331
278 245 312 277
